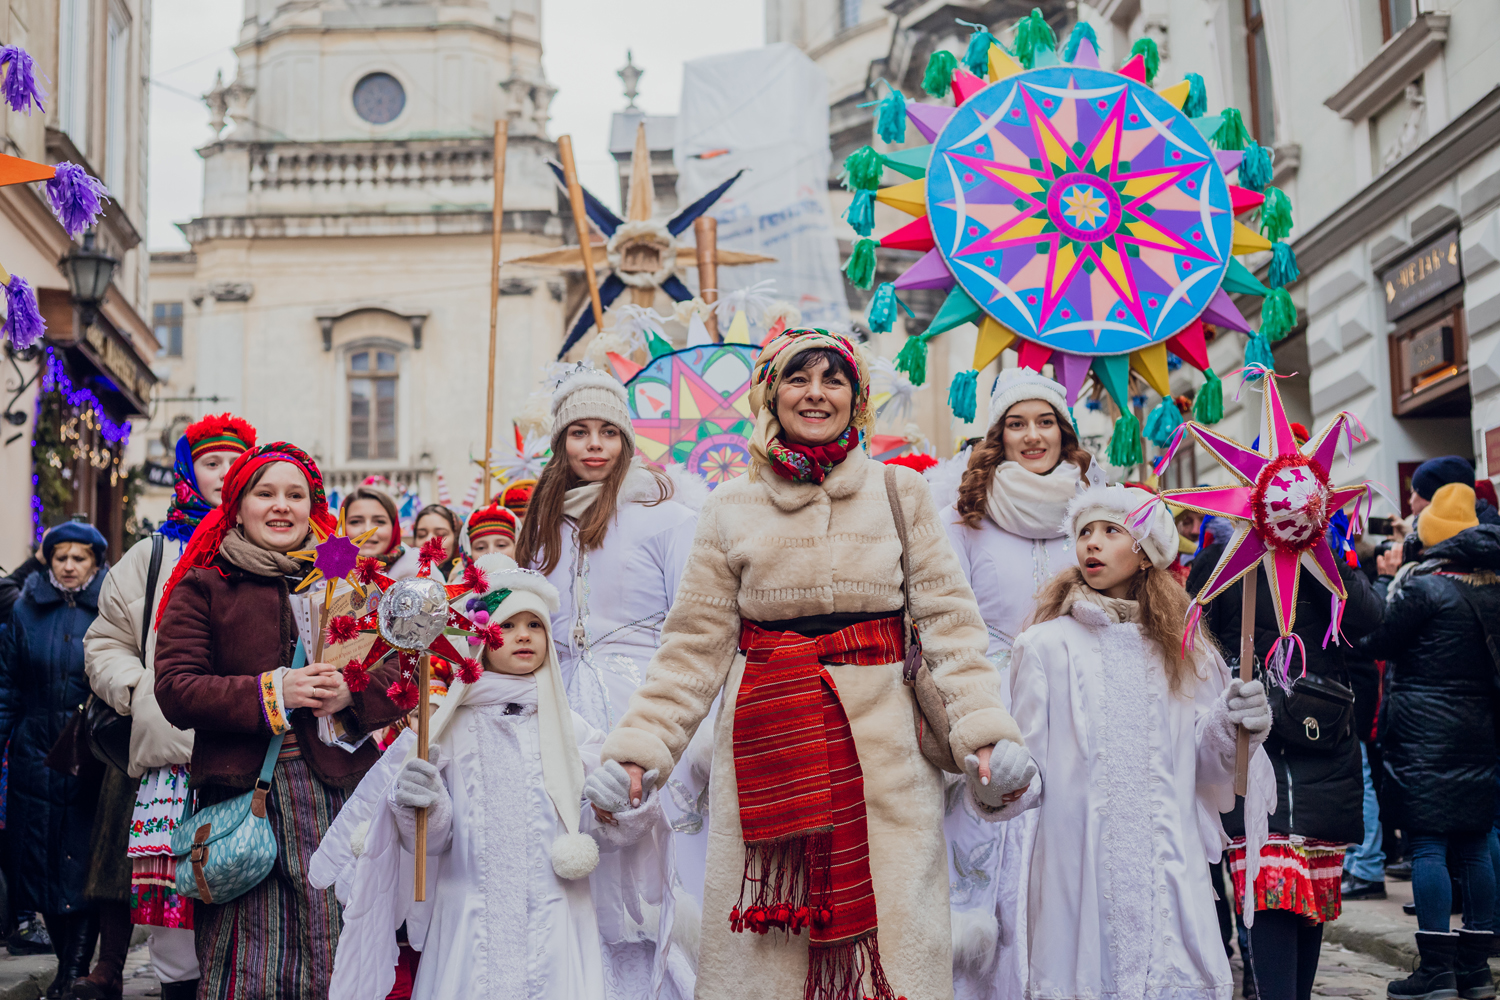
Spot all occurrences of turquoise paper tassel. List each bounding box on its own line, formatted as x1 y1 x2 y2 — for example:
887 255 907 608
1183 73 1207 118
1268 241 1300 288
1062 22 1098 63
1244 333 1276 374
948 368 979 422
958 20 1000 78
1143 394 1183 447
844 188 875 237
876 85 906 144
1239 141 1273 192
867 282 911 334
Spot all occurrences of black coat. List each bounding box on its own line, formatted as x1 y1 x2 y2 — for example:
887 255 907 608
1359 524 1500 836
1188 541 1384 844
0 569 106 914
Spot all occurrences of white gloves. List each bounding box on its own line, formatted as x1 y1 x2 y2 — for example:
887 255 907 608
390 757 452 854
585 760 659 815
1223 678 1272 750
394 758 447 810
964 741 1037 811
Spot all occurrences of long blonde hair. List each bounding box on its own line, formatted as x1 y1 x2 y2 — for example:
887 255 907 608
1028 565 1214 693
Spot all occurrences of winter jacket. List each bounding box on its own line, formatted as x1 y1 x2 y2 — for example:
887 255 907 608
0 569 107 914
600 447 1019 1000
1359 524 1500 835
84 534 192 777
154 555 405 792
1189 543 1383 844
0 555 44 624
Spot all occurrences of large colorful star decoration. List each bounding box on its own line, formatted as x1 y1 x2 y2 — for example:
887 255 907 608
841 16 1302 462
1146 368 1372 663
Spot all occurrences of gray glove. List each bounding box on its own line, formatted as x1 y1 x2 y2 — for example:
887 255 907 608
1226 678 1271 732
964 741 1037 810
585 760 660 814
394 758 448 811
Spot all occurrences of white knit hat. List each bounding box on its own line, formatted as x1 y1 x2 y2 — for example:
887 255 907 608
550 365 635 452
988 369 1070 430
1062 482 1179 570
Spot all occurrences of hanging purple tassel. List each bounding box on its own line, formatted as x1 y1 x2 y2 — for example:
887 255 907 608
46 162 110 239
0 45 45 115
4 274 46 350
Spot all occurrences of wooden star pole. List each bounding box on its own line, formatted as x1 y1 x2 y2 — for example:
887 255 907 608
557 134 606 342
694 216 720 342
483 121 508 505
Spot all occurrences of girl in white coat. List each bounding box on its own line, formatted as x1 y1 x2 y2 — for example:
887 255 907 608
313 557 693 1000
999 483 1273 1000
940 370 1094 999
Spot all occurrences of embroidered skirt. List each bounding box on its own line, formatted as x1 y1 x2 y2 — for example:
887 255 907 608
1227 835 1346 924
129 764 194 928
196 737 348 1000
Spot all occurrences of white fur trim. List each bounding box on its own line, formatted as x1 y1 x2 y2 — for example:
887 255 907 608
951 906 1000 974
987 369 1070 430
550 831 600 879
669 886 702 973
661 463 711 512
1062 483 1179 569
349 820 369 859
474 555 561 613
924 446 972 513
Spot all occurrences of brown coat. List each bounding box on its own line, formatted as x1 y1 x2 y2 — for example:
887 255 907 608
154 557 402 791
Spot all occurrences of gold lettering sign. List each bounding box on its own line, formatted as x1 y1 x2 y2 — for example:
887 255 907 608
1381 229 1463 321
83 324 153 405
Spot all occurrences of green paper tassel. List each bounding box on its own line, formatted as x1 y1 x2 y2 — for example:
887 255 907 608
841 145 884 191
1268 241 1300 288
1183 72 1207 118
1259 186 1294 241
1211 107 1251 151
1062 21 1098 63
867 281 903 334
1143 394 1183 447
1239 141 1273 191
923 50 958 98
1130 37 1160 84
958 20 1000 78
1244 333 1276 374
1014 8 1057 70
844 188 875 237
1259 287 1296 341
1108 411 1144 468
894 333 930 386
1193 369 1224 424
949 368 980 422
876 86 906 144
844 237 878 290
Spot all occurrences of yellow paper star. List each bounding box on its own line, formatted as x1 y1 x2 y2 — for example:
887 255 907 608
1062 185 1108 229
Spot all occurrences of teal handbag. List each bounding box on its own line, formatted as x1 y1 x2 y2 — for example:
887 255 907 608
171 642 304 904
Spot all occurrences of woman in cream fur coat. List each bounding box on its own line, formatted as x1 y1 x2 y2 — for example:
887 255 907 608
599 329 1033 1000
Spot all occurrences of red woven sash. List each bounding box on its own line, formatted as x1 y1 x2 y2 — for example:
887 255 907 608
733 618 906 1000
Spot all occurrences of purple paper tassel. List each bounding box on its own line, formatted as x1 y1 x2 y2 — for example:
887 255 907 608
0 45 45 115
4 275 46 350
46 162 110 239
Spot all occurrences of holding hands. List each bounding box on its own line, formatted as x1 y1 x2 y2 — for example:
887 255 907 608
282 661 353 717
587 760 659 824
965 741 1037 810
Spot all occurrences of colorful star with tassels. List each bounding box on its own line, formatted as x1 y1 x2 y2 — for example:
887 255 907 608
1146 368 1374 671
841 11 1302 466
326 541 501 711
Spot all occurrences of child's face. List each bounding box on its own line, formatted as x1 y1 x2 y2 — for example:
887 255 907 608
483 611 548 675
1076 519 1149 598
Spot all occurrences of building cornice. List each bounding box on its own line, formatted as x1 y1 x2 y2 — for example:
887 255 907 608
179 209 559 244
237 17 542 56
1291 85 1500 280
1324 12 1449 122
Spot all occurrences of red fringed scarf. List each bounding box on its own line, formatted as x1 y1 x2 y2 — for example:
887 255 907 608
155 442 337 629
733 618 906 1000
768 427 859 484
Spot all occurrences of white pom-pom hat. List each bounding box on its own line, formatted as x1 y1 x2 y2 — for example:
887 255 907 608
988 368 1070 431
1062 482 1179 570
551 364 635 452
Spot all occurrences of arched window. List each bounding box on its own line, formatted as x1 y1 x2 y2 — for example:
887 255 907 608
348 348 398 459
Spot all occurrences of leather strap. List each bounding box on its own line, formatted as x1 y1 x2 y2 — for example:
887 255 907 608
191 825 214 904
883 465 923 682
141 533 164 646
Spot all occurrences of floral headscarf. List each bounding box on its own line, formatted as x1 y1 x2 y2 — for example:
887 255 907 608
161 414 256 545
747 328 872 479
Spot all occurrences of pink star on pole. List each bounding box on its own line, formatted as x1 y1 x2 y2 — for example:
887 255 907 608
1156 369 1371 638
315 533 361 580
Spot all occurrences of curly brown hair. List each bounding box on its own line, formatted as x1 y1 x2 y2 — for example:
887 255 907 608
954 404 1092 528
1026 565 1215 694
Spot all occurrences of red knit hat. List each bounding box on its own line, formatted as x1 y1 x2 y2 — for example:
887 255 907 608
185 413 257 460
465 501 517 546
500 479 535 519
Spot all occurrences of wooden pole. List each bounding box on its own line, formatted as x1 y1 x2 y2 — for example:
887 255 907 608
1234 565 1258 796
414 652 432 901
482 121 508 505
312 580 335 663
556 135 606 342
694 216 720 342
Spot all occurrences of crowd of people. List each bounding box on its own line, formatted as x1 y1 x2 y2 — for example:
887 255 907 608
0 326 1495 1000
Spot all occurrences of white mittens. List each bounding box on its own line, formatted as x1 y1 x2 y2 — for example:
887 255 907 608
1223 678 1272 749
964 741 1037 811
585 759 659 815
394 758 446 810
390 757 452 854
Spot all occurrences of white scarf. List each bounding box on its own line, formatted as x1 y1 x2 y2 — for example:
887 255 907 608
985 460 1082 540
562 457 659 520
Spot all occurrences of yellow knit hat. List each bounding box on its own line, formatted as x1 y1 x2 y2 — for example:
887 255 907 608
1418 482 1479 548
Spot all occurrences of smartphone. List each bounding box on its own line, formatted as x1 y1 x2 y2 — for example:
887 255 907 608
1367 516 1395 535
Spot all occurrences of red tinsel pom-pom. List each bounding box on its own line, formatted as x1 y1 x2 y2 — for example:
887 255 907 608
476 622 506 650
418 536 446 571
326 614 360 646
462 560 488 595
356 557 381 585
343 660 371 693
386 677 419 712
457 656 484 684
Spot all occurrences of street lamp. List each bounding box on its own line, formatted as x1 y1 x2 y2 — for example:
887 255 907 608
60 232 118 328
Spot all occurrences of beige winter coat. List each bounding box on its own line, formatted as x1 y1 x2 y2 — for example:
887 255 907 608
84 534 193 777
601 447 1022 1000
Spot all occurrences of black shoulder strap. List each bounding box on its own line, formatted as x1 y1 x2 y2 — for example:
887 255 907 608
1450 579 1500 676
141 533 165 646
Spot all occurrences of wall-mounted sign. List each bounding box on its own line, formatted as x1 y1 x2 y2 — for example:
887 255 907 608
144 462 175 487
1486 426 1500 482
1382 229 1462 321
1388 303 1469 417
81 322 155 412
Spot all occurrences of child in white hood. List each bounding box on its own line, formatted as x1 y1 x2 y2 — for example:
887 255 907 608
997 483 1274 1000
311 555 694 1000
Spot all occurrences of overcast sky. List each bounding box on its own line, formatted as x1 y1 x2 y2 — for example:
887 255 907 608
146 0 766 250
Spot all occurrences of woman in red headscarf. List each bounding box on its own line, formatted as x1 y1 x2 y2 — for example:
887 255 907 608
153 443 405 1000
